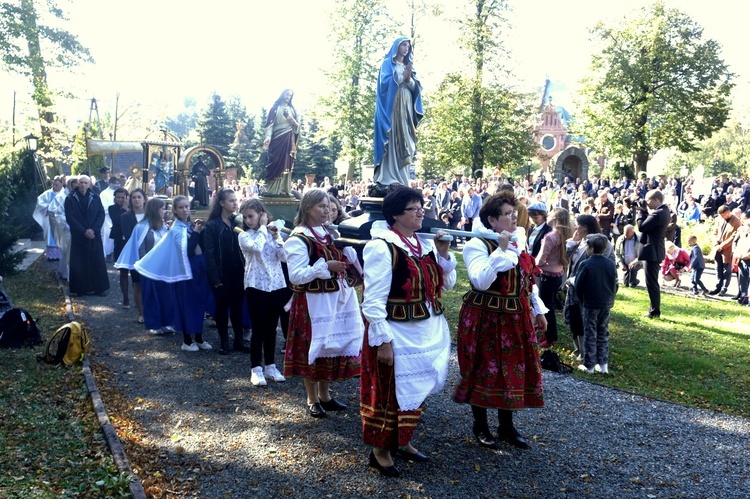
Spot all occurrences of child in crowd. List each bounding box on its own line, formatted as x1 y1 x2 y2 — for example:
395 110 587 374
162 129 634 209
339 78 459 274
574 233 617 374
688 235 708 295
238 198 287 386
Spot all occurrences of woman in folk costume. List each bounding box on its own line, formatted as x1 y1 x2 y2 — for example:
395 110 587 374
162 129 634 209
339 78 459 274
360 187 456 478
283 189 364 419
454 191 548 451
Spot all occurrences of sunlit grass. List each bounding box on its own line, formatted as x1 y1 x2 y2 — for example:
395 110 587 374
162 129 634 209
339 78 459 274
442 250 750 418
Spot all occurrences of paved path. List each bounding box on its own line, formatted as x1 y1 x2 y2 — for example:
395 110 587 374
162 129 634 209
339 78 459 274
62 261 750 498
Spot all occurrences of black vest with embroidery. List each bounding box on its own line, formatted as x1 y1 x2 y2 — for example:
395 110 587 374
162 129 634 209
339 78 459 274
463 239 533 313
384 241 444 322
290 233 357 293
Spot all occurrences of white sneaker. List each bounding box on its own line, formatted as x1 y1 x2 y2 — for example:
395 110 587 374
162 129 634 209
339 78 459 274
148 329 163 335
596 363 609 374
196 341 213 350
181 343 199 352
264 364 286 382
578 364 595 374
251 366 267 386
163 326 176 334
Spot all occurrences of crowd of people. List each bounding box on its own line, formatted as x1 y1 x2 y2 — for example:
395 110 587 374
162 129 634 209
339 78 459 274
31 161 750 479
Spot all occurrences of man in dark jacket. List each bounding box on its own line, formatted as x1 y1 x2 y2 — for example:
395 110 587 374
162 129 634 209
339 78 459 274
637 189 669 318
64 175 110 296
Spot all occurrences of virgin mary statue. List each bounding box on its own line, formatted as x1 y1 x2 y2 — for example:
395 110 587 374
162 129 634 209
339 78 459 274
372 36 423 193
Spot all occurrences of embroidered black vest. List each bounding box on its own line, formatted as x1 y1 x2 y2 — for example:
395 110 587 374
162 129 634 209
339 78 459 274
290 233 357 293
384 241 444 322
463 239 533 313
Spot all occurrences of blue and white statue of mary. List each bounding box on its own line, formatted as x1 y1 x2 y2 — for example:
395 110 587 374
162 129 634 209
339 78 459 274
372 36 423 193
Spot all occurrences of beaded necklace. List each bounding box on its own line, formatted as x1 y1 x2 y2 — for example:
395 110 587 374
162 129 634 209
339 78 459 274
390 227 422 257
307 226 331 245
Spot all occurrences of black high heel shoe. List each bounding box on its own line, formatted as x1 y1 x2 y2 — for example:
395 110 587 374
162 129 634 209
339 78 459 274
472 424 499 449
368 450 400 478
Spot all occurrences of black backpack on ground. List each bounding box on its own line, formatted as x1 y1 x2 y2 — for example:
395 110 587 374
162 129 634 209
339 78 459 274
0 307 43 348
540 349 573 374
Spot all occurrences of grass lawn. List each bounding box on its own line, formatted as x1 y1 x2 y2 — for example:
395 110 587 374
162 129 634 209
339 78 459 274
0 260 132 497
442 248 750 418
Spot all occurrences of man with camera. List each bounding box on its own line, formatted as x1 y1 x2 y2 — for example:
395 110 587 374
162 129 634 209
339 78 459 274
636 190 669 318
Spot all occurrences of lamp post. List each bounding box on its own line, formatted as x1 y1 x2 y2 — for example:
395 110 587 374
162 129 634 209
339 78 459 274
25 134 39 195
526 159 532 183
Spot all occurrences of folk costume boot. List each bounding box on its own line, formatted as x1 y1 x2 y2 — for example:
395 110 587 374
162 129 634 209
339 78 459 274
497 410 529 449
471 405 498 449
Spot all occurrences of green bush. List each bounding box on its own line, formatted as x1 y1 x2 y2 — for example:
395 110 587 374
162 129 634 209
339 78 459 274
0 148 39 275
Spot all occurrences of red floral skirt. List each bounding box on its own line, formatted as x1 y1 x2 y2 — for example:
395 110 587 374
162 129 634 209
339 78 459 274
453 301 544 409
283 292 360 382
360 327 422 449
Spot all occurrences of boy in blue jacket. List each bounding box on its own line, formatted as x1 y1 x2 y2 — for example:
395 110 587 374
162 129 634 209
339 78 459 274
575 233 617 374
687 235 708 295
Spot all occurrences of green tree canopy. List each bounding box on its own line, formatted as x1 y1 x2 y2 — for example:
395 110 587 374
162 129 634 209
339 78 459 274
320 0 388 180
295 118 337 183
576 1 735 174
420 72 537 179
0 0 93 162
197 93 234 156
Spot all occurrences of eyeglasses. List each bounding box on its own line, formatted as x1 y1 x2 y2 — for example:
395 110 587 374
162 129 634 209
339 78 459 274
500 211 518 218
404 207 425 214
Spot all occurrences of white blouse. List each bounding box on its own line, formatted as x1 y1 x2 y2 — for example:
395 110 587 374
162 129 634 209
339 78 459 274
462 236 547 317
238 225 287 292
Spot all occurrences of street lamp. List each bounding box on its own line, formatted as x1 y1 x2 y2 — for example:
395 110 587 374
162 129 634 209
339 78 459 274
526 159 532 183
25 133 38 153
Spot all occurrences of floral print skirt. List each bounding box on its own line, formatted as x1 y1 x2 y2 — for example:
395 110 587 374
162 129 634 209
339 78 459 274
453 302 544 409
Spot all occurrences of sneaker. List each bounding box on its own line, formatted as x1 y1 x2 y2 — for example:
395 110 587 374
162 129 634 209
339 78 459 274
578 364 595 374
264 364 286 382
596 363 609 374
251 366 267 386
181 343 199 352
163 326 177 334
148 329 164 335
196 341 213 350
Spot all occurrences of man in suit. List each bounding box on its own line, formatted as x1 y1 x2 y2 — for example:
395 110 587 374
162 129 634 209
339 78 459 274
708 205 742 296
435 181 451 213
527 202 552 258
637 189 669 318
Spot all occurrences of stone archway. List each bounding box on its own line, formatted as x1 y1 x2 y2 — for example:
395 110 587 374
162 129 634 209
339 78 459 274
552 146 590 183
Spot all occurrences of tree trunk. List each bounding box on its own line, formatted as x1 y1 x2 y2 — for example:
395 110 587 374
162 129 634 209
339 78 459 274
20 0 56 157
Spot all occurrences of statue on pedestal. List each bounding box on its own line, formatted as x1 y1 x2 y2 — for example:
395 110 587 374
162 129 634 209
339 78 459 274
263 89 299 196
371 36 423 197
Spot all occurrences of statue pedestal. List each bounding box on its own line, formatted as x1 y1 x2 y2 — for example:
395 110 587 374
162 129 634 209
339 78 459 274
337 196 447 259
259 194 300 229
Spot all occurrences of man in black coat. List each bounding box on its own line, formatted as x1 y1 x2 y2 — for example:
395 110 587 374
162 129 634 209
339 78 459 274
64 175 110 296
637 189 669 318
